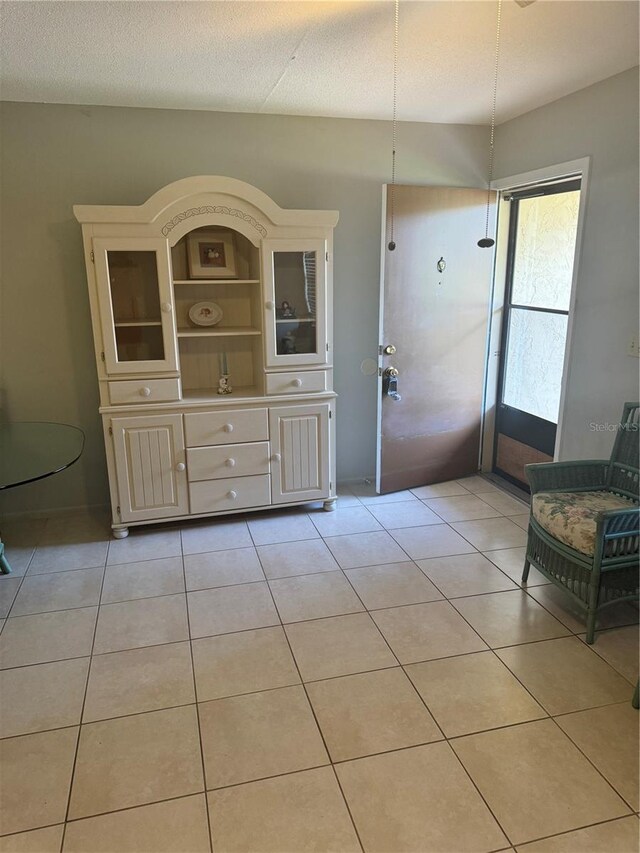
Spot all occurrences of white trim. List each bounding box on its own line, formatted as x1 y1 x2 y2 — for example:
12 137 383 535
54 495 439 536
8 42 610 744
490 158 590 193
480 195 511 471
484 156 591 466
375 184 388 493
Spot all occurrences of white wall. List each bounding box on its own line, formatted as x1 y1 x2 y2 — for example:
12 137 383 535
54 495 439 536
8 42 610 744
0 102 487 513
494 67 640 461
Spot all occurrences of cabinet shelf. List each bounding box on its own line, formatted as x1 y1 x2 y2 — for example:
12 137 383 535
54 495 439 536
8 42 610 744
177 326 261 338
173 279 260 285
182 385 261 402
114 320 162 327
276 318 315 324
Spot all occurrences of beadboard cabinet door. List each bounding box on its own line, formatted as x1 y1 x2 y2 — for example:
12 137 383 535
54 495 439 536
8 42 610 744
111 415 188 522
269 404 330 503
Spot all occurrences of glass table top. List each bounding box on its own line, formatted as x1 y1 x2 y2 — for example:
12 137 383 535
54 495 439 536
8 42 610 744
0 422 85 489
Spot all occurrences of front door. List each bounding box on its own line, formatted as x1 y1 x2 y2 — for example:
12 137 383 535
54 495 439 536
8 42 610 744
377 185 496 493
493 180 581 489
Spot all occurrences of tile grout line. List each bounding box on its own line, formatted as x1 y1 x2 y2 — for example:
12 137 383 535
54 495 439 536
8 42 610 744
547 714 639 814
505 813 640 849
321 521 518 849
250 524 367 853
2 517 52 620
59 544 109 850
1 691 634 747
1 496 637 843
179 529 215 853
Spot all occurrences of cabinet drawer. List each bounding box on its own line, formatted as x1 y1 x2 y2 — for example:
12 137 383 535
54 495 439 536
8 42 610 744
108 378 181 405
184 408 268 447
266 371 327 396
187 442 270 482
189 474 271 514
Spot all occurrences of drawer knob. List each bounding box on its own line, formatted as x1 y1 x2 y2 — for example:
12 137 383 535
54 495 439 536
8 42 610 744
292 378 303 387
161 302 172 313
265 300 274 310
140 387 152 397
225 458 236 467
223 423 234 433
272 453 281 463
227 490 238 500
175 462 186 472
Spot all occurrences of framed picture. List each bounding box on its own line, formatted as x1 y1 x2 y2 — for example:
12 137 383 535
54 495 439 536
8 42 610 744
187 230 237 278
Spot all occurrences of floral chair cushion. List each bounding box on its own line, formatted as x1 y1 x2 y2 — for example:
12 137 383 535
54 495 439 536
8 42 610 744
532 490 637 556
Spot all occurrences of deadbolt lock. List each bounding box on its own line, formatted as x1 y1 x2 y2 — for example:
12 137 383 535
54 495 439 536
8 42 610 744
383 344 396 355
382 366 401 401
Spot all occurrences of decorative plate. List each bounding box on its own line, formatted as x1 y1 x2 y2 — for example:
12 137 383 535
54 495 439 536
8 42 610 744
188 301 223 327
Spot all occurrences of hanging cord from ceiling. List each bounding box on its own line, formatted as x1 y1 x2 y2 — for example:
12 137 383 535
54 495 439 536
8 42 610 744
478 0 503 249
388 0 400 252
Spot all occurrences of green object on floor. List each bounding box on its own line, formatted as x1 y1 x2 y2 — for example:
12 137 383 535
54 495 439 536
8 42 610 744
522 402 639 645
0 540 10 574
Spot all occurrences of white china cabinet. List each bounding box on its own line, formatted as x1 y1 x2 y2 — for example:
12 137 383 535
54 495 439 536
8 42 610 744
75 177 338 538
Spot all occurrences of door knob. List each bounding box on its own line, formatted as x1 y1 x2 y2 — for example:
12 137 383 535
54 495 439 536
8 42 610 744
161 302 172 313
225 458 236 467
383 344 396 355
384 366 399 378
140 387 151 397
227 490 238 500
175 462 186 472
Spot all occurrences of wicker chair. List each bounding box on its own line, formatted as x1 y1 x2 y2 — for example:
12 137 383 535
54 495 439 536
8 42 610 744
523 402 640 644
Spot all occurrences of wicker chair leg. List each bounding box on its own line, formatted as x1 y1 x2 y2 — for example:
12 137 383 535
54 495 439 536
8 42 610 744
633 680 639 710
585 608 597 644
521 557 531 583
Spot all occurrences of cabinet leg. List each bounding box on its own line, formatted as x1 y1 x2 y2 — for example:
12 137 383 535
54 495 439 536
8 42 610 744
112 526 129 539
323 498 337 512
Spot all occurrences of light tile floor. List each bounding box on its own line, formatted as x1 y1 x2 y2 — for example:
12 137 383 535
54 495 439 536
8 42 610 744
0 476 638 852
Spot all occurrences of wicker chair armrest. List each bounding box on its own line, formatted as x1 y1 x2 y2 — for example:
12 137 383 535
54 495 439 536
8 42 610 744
525 460 609 494
596 506 640 538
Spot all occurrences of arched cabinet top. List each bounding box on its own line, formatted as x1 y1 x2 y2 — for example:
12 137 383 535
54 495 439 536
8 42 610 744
74 175 339 246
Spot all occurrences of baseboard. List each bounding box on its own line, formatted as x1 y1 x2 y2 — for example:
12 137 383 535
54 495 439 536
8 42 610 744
0 502 110 522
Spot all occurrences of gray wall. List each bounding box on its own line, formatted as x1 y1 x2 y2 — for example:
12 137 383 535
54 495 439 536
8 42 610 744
494 67 640 461
0 102 487 513
2 67 637 515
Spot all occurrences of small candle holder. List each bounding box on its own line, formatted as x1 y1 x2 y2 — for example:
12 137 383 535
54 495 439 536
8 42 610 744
217 374 233 395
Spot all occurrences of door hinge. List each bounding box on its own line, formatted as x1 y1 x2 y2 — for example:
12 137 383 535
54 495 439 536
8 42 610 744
108 426 113 436
329 410 332 419
326 343 329 352
378 367 383 376
326 251 329 262
90 250 95 263
116 506 121 518
100 351 105 362
330 481 333 490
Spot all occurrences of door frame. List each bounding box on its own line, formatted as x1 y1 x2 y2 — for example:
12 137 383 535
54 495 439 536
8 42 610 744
481 156 591 472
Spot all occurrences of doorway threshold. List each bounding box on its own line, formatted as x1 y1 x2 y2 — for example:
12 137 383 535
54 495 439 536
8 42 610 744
480 471 530 505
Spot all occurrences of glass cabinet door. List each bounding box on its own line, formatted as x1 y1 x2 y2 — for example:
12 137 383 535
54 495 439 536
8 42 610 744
93 238 178 375
263 239 328 367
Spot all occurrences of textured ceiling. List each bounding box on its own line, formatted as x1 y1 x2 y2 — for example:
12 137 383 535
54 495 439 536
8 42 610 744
1 0 638 125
